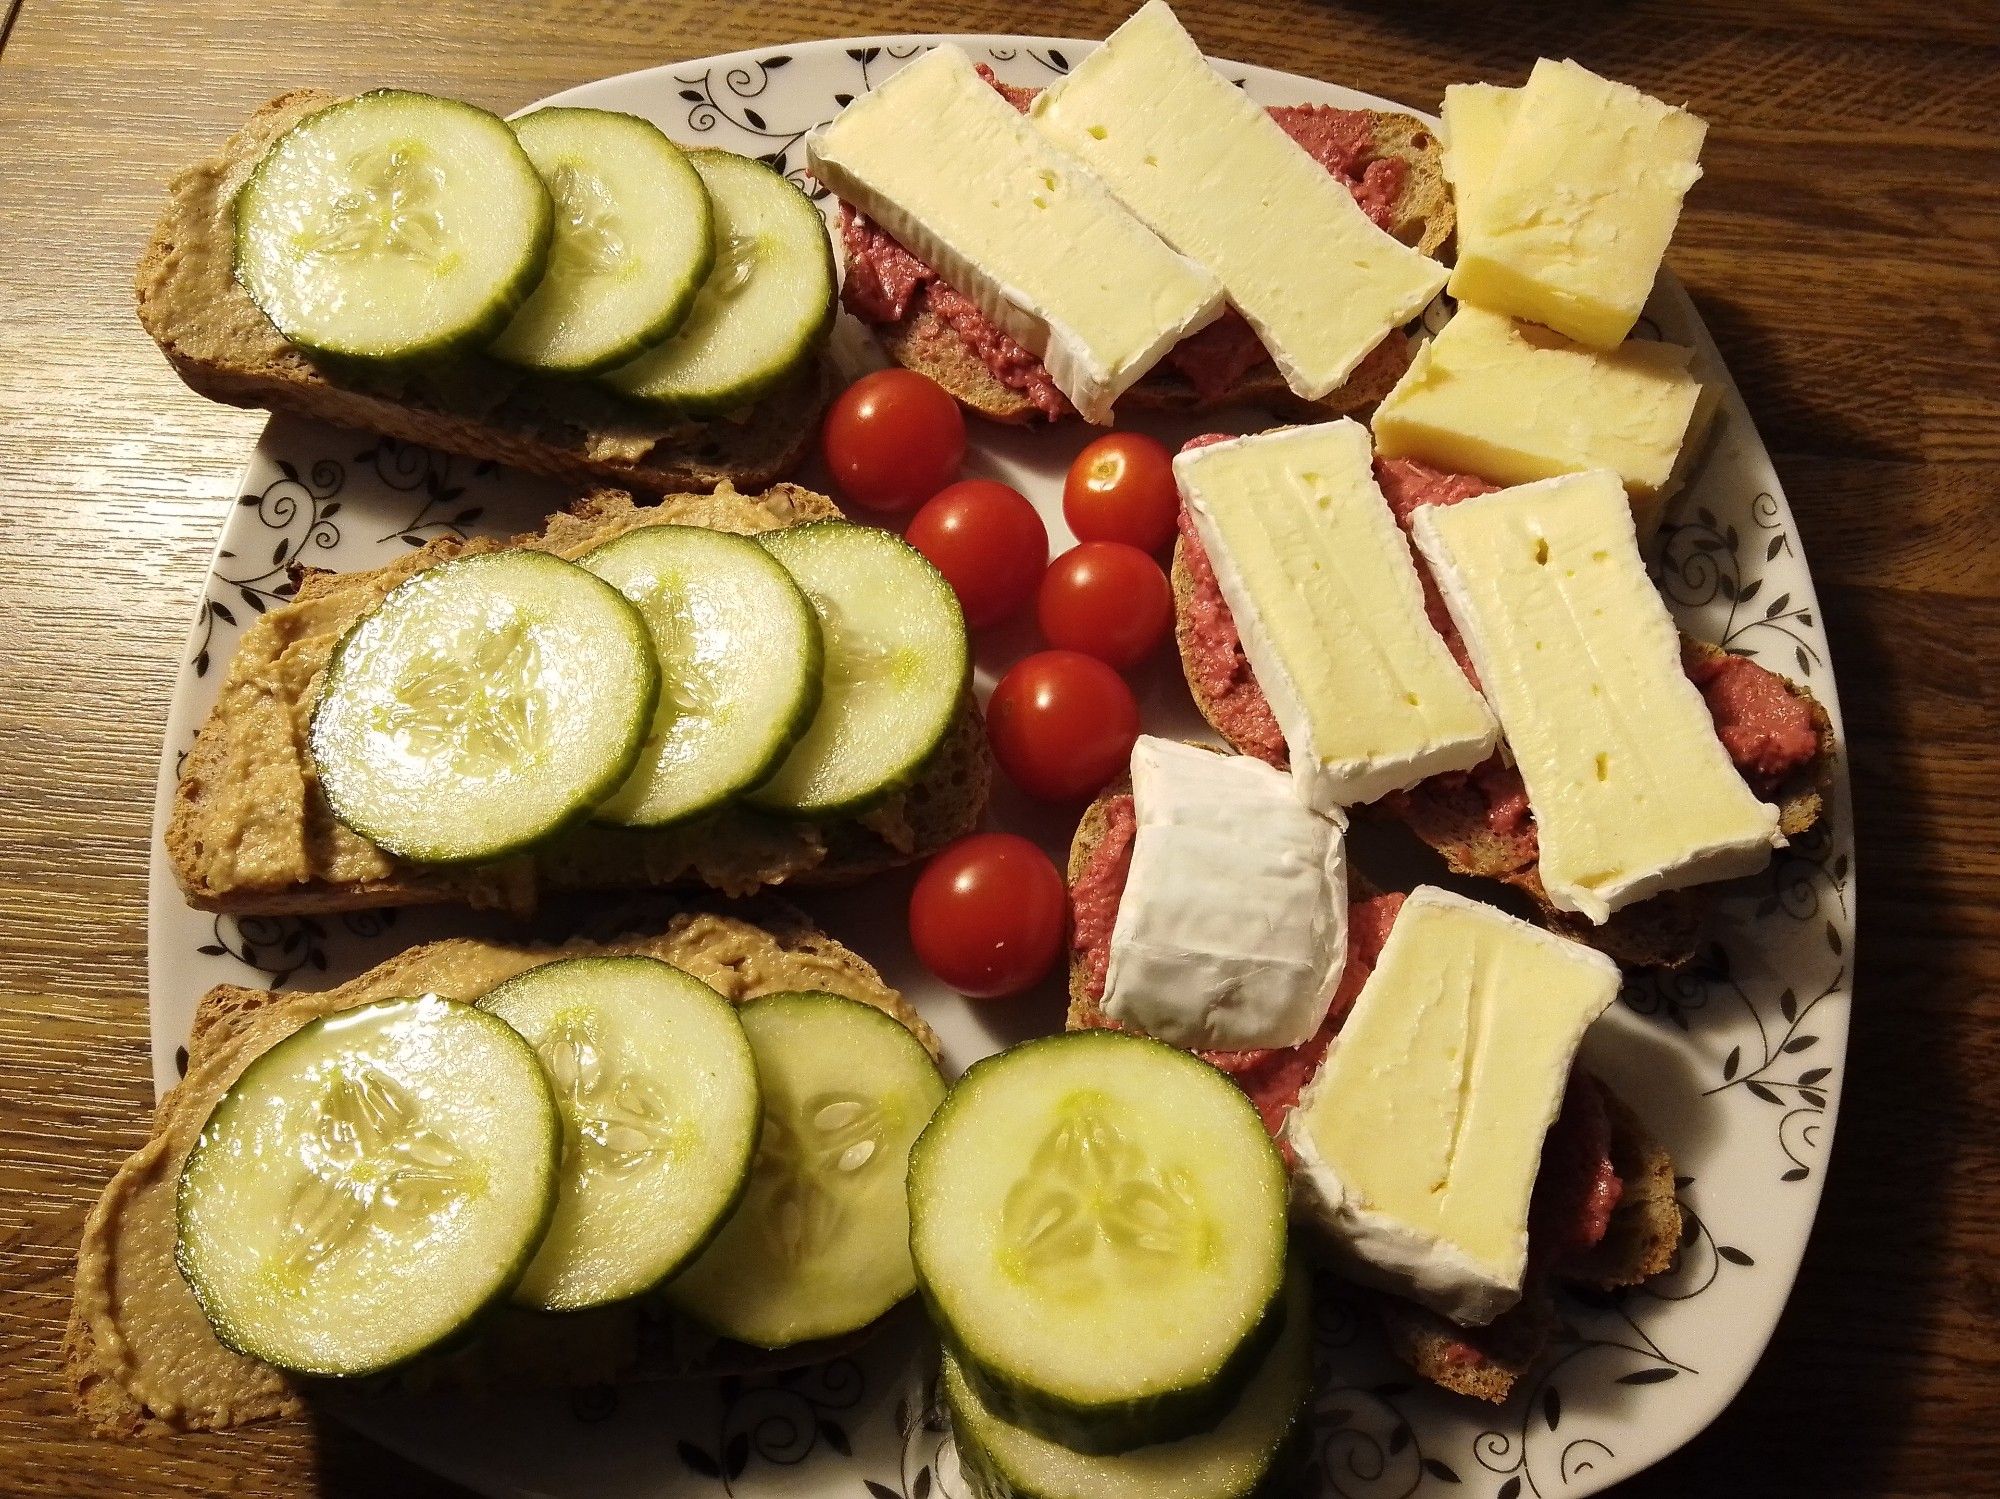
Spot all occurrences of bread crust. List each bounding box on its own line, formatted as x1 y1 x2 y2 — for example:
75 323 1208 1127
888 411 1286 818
165 483 991 916
856 107 1453 425
1168 542 1837 970
137 90 826 494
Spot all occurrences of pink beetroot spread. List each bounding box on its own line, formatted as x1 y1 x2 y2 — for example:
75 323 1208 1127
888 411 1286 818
1068 793 1138 1002
835 70 1410 417
1181 452 1823 852
1530 1073 1623 1267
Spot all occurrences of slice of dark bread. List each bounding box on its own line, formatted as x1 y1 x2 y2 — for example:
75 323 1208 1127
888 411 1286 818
66 907 934 1438
166 483 990 917
1168 540 1837 970
138 90 827 495
858 108 1453 425
1063 780 1685 1403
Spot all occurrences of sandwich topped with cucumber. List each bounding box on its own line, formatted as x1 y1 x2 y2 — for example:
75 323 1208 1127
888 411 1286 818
167 482 987 916
139 88 838 494
68 908 948 1437
1064 738 1685 1403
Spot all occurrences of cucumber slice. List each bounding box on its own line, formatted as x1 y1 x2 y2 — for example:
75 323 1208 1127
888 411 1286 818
663 992 946 1348
310 550 659 864
235 90 553 363
579 524 822 827
175 995 560 1377
746 522 968 817
477 957 761 1311
487 108 716 375
947 1268 1313 1499
909 1032 1289 1454
600 150 835 415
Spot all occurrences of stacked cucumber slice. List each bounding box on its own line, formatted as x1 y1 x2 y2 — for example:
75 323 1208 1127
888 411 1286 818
175 976 944 1377
233 91 832 403
309 519 966 862
908 1031 1297 1478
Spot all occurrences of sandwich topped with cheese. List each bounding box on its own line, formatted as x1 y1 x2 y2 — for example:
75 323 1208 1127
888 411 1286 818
1064 737 1684 1402
806 2 1452 425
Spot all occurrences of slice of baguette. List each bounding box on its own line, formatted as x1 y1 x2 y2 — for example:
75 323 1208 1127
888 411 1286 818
1169 541 1836 969
858 108 1453 425
66 905 936 1439
1062 780 1684 1403
167 483 991 917
138 89 827 495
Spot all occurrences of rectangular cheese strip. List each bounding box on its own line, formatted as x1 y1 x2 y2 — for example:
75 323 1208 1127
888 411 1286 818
1439 82 1517 224
1371 305 1709 538
1409 471 1780 922
1286 885 1619 1325
1449 59 1706 350
1030 1 1447 400
1175 420 1497 811
1104 737 1347 1051
805 45 1225 422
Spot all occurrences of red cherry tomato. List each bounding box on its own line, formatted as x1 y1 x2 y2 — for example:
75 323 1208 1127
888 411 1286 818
908 833 1068 999
1062 432 1179 552
986 650 1141 803
1036 542 1173 670
904 481 1049 629
822 369 966 513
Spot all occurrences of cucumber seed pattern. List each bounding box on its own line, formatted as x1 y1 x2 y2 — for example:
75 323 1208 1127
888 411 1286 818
999 1093 1210 1297
373 616 547 776
760 1091 890 1267
546 163 627 281
540 1015 691 1179
305 143 450 265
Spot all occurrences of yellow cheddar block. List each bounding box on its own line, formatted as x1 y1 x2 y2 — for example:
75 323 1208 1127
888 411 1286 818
1438 82 1517 226
1370 305 1708 538
1448 59 1706 350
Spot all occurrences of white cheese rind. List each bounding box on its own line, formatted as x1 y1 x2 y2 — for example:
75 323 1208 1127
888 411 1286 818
1174 421 1497 811
1448 58 1707 350
1029 1 1448 400
1410 471 1781 922
1370 305 1708 538
1284 886 1619 1325
805 45 1225 422
1102 737 1348 1051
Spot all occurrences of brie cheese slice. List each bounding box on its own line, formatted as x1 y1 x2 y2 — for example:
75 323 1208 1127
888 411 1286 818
805 45 1224 422
1285 886 1619 1325
1103 737 1347 1051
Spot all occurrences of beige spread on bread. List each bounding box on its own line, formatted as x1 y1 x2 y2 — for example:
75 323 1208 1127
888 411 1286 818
168 484 989 916
67 909 936 1438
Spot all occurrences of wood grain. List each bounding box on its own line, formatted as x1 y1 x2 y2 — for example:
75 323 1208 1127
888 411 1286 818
1 0 1995 1493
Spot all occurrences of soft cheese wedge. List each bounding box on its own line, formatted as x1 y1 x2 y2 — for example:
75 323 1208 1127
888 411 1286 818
1409 470 1781 921
1030 1 1447 402
1285 886 1619 1325
1371 305 1713 538
1447 59 1707 350
1103 737 1347 1051
806 45 1223 422
1175 421 1497 811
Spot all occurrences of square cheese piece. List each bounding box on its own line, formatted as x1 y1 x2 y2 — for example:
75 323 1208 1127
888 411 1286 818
1371 305 1710 538
805 45 1225 422
1410 471 1780 922
1175 420 1497 811
1104 737 1348 1051
1286 886 1619 1325
1030 1 1447 401
1449 59 1707 350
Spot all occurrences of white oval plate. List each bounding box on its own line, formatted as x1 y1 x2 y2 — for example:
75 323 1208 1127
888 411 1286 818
146 33 1855 1499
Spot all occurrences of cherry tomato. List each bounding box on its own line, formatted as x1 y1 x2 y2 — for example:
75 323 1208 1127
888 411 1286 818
1036 542 1173 670
904 480 1049 628
986 650 1141 803
822 369 966 513
1062 432 1179 552
908 833 1068 999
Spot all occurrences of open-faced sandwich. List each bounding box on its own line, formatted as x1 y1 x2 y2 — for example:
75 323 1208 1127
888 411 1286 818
168 482 989 916
807 2 1451 426
1064 737 1684 1403
139 89 838 493
69 906 945 1435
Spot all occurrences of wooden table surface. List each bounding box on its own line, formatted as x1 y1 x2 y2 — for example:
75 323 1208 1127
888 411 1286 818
3 0 1996 1493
